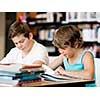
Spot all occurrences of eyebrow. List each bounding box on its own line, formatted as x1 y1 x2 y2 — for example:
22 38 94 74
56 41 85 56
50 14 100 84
14 38 26 44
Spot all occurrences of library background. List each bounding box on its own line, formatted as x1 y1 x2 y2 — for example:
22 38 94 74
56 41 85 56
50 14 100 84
0 12 100 60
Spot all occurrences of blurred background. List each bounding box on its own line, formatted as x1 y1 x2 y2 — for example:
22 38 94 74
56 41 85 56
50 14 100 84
0 12 100 60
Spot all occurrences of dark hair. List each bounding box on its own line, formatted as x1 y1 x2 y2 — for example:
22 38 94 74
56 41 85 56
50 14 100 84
8 21 31 39
52 25 83 49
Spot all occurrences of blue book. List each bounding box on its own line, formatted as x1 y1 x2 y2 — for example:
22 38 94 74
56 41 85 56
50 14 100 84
0 71 16 77
19 75 40 81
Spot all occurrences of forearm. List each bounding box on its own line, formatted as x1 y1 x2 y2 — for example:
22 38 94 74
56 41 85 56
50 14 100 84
48 54 64 69
63 70 94 80
32 60 45 67
48 59 61 69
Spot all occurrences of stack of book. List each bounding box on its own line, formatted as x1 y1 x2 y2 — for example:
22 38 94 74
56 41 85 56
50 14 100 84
0 64 44 87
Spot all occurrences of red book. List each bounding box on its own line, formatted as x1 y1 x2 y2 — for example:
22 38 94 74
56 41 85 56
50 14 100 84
18 78 42 87
22 64 41 69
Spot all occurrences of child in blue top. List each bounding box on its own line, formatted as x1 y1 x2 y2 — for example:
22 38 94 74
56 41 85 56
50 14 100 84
49 25 96 87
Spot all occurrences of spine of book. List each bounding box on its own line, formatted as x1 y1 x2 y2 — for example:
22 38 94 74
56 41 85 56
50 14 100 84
18 78 41 86
14 74 40 81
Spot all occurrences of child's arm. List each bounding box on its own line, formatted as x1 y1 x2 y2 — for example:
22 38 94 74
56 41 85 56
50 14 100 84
48 54 64 70
54 52 95 80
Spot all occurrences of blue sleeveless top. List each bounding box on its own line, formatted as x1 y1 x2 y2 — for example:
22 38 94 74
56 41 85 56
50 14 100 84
63 50 96 87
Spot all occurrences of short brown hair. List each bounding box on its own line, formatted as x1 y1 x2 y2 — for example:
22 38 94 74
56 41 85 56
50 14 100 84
8 21 31 39
52 25 83 49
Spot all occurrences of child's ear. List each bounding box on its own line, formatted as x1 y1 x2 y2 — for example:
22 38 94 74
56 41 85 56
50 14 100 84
29 32 33 39
74 41 78 48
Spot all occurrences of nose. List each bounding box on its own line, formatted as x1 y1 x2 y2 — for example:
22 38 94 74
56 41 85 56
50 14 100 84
16 43 22 48
58 48 64 54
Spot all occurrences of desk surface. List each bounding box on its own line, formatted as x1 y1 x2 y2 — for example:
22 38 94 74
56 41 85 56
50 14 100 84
18 79 95 87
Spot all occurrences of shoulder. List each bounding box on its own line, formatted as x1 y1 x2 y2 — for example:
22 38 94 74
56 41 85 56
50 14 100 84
8 47 20 54
34 41 47 50
9 47 18 52
84 51 94 58
82 50 94 63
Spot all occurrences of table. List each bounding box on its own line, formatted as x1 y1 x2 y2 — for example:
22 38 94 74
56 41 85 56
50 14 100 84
18 79 95 87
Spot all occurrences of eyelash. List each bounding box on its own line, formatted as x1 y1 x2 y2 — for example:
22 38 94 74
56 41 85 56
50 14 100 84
20 40 25 43
15 39 25 45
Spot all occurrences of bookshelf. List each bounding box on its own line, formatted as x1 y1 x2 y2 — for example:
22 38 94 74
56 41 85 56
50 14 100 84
24 12 100 58
5 12 100 58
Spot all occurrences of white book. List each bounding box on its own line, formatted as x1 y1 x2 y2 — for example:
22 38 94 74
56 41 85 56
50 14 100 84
41 64 78 82
0 64 22 73
0 77 19 87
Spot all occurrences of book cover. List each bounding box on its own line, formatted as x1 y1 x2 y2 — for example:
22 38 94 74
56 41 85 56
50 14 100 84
0 63 22 73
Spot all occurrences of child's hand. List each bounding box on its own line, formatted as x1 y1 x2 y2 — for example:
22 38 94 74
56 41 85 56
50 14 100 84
54 66 65 76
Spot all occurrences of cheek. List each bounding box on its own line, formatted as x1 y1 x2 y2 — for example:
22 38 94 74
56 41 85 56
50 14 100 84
23 40 29 46
68 49 75 56
64 48 73 55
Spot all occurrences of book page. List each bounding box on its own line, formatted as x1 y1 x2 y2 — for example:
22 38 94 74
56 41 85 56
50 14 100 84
41 64 78 81
0 64 22 73
42 64 55 75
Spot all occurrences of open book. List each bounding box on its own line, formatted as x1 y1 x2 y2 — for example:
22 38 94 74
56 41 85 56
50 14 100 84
41 64 78 82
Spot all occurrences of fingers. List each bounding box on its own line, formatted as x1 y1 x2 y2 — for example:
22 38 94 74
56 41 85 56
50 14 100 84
54 71 60 75
54 66 64 75
54 70 63 76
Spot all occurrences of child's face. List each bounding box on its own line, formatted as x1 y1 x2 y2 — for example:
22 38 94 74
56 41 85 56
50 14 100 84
12 33 33 53
58 45 76 58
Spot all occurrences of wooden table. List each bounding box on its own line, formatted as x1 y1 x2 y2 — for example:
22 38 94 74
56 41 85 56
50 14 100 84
18 79 95 87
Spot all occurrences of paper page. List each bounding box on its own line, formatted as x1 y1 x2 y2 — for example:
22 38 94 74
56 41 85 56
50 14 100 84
0 77 19 86
41 64 78 81
42 64 55 75
0 64 22 73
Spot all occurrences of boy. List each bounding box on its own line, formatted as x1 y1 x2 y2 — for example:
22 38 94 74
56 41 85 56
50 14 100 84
0 21 48 66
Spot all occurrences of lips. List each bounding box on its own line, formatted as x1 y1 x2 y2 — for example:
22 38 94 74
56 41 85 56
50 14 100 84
19 47 24 50
63 53 69 57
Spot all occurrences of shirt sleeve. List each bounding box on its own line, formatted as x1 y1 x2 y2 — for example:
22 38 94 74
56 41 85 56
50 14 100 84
0 48 16 64
31 43 49 65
